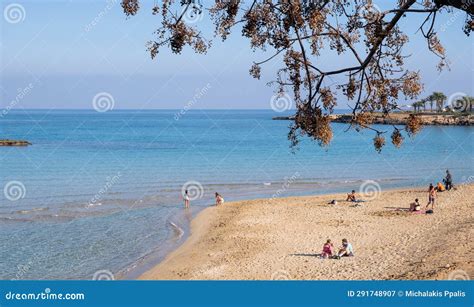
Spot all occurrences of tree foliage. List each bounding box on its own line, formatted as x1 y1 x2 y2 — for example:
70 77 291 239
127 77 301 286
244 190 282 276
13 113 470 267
122 0 473 152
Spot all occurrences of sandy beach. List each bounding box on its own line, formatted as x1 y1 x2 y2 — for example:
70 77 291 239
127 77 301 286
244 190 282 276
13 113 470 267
141 184 473 280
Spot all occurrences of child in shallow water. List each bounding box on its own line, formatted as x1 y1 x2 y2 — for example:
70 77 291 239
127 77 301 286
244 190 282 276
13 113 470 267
321 239 334 258
215 192 224 206
183 190 190 209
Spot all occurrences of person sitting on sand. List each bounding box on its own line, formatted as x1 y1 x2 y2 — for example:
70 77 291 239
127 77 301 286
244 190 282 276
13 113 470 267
215 192 224 206
409 198 421 212
338 239 354 257
436 182 445 192
426 184 436 210
321 239 334 258
346 190 357 202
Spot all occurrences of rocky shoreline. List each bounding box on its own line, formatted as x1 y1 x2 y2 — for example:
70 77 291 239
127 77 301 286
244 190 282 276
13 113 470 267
273 113 473 126
0 139 32 146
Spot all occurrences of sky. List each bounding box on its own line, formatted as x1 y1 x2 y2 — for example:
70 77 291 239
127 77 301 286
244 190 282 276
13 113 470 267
1 0 473 110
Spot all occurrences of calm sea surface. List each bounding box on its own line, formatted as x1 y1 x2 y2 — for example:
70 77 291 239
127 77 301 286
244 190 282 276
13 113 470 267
1 109 472 279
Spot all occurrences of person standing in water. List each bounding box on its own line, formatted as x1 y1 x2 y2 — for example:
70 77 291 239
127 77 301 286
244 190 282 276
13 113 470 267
215 192 224 206
183 190 190 209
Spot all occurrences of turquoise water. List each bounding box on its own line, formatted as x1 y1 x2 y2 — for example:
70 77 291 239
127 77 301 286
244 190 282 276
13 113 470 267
1 109 473 279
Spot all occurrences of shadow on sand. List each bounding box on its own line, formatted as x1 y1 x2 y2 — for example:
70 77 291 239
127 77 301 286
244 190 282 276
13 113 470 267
289 253 321 257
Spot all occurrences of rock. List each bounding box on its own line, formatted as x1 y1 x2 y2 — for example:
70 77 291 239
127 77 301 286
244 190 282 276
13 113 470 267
0 139 31 146
272 116 295 120
272 112 473 126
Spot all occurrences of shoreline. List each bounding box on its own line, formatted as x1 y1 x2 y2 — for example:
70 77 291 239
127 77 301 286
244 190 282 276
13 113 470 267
140 184 473 280
124 178 407 279
273 112 473 126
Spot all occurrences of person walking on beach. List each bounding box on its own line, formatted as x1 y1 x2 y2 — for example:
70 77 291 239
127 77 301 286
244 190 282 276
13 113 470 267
215 192 224 206
444 169 453 191
183 190 190 209
426 183 436 210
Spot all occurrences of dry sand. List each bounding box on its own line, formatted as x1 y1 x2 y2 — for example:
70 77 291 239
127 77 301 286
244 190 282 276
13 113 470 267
140 184 473 280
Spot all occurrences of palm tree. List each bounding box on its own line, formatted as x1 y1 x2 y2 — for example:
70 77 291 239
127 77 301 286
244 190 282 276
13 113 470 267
422 98 427 112
432 92 447 112
417 101 424 113
454 96 468 112
456 96 474 113
412 100 424 113
427 94 434 112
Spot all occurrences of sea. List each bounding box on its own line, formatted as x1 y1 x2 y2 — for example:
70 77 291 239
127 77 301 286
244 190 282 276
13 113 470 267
1 109 472 279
